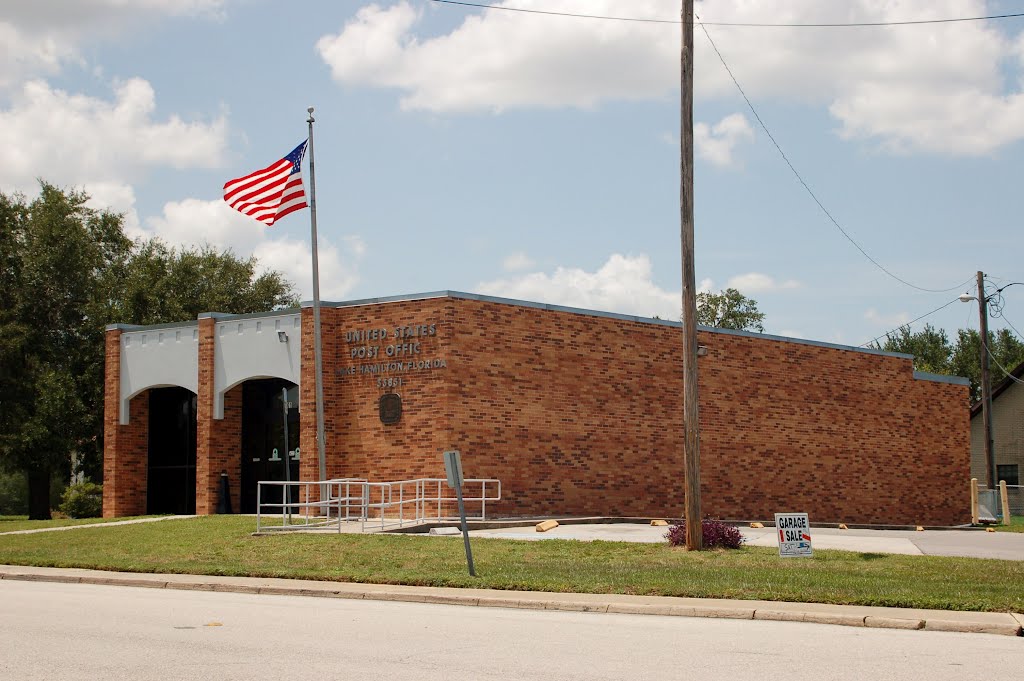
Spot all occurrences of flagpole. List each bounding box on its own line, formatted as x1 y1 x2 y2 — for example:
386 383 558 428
306 107 328 487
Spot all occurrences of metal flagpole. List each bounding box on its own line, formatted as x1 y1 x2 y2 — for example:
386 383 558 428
306 107 328 488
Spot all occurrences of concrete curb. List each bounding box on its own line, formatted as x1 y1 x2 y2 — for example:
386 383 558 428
1 565 1020 638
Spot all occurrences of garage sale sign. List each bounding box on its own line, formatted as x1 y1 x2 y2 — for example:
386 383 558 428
774 513 812 557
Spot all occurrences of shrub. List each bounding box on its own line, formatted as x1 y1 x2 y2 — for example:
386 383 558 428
665 519 743 549
59 481 103 519
0 471 29 515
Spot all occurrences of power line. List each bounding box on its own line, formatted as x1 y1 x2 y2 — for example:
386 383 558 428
431 1 1024 28
860 297 960 348
696 21 970 294
435 0 978 294
986 344 1024 385
432 0 677 24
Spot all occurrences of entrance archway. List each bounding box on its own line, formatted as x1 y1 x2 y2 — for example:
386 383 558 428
240 378 300 513
147 387 197 515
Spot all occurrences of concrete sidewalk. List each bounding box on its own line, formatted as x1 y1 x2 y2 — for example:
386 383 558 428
1 564 1020 638
469 523 1024 561
0 516 195 536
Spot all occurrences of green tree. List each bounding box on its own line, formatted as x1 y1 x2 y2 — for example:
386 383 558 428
696 288 766 332
0 183 298 518
0 184 131 518
873 324 953 376
873 324 1024 403
949 328 1024 403
108 239 297 326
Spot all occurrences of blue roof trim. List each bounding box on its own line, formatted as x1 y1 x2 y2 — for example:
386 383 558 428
306 290 912 360
202 308 302 322
914 371 970 386
120 290 920 362
106 320 197 332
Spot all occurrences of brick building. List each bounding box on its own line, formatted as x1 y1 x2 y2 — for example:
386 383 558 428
104 291 971 525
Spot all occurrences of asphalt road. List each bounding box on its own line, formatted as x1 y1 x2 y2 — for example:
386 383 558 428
1 580 1021 681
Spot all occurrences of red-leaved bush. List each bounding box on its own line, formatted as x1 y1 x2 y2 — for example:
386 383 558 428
665 519 743 549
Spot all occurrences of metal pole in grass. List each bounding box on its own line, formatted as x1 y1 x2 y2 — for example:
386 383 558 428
444 450 476 577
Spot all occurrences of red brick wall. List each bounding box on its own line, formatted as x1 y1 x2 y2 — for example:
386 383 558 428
103 329 150 517
104 295 970 525
308 297 969 526
196 317 242 514
301 300 455 488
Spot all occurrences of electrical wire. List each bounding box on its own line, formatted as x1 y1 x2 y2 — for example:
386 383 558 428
986 344 1024 385
696 21 971 293
431 1 1024 27
434 0 982 294
860 297 960 347
1000 315 1024 342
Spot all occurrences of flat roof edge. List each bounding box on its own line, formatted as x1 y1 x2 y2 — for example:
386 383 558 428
914 371 971 386
335 288 913 358
118 290 914 362
107 321 197 332
202 308 302 322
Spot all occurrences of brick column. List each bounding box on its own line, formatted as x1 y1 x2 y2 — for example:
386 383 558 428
196 317 243 514
103 328 149 517
299 306 322 510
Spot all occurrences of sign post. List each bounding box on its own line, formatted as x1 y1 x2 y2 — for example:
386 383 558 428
774 513 813 558
443 450 476 576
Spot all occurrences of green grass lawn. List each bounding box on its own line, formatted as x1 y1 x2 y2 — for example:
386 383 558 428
993 516 1024 533
0 516 1021 613
0 515 158 533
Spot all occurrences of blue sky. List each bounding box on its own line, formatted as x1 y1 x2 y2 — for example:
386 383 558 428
1 0 1022 355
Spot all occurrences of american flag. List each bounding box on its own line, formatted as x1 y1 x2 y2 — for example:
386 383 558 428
223 141 308 226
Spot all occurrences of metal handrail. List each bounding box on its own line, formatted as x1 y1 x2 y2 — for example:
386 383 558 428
256 477 501 533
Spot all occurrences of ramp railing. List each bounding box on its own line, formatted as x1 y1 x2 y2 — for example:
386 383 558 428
256 477 501 533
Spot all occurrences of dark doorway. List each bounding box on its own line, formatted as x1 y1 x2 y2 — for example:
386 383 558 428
241 379 300 513
147 387 197 515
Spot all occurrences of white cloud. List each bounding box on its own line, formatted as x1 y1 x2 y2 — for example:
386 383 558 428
317 1 678 113
726 272 800 293
141 198 365 301
694 113 754 168
502 251 535 271
0 78 227 195
318 0 1024 154
864 307 910 328
0 1 225 86
477 253 680 319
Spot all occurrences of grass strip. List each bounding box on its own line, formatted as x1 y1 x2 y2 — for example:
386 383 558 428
993 516 1024 533
0 516 1021 613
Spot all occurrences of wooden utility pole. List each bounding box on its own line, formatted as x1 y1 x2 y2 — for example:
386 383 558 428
977 270 996 490
680 0 702 551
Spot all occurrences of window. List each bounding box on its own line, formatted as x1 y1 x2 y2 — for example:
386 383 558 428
996 464 1019 487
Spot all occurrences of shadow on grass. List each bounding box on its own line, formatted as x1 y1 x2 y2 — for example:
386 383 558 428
855 552 888 561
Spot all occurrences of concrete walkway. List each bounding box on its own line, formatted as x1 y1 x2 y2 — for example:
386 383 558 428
469 523 1024 561
0 516 195 536
1 564 1020 638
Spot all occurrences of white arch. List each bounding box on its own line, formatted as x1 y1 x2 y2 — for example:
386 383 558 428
213 314 302 419
120 326 199 424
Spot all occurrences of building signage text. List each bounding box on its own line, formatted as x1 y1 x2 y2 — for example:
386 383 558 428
340 322 446 379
